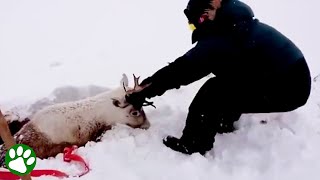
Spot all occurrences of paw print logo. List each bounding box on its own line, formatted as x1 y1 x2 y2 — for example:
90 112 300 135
5 144 37 176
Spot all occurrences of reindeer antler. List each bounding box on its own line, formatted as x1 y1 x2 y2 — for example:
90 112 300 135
123 81 127 92
124 74 156 109
132 74 140 90
125 74 144 94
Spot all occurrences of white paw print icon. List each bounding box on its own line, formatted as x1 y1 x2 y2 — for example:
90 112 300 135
6 144 37 175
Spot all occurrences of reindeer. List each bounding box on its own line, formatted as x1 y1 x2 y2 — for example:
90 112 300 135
0 74 152 167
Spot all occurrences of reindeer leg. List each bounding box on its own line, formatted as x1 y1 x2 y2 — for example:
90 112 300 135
0 145 7 167
89 123 112 142
0 118 30 145
0 110 17 167
0 110 32 180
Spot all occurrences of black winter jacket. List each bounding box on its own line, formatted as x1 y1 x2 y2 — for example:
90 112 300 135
140 0 310 103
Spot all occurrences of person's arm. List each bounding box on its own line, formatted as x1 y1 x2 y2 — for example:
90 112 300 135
126 36 232 109
140 39 217 99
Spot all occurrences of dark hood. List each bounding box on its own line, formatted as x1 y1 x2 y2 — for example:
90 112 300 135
191 0 255 44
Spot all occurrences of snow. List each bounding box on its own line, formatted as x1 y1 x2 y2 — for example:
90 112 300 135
0 0 320 180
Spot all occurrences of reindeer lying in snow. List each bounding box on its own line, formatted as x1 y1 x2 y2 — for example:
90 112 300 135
0 74 151 167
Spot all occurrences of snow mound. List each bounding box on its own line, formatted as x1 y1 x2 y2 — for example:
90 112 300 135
1 77 320 180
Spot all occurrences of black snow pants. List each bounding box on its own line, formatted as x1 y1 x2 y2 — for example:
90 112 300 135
180 58 311 151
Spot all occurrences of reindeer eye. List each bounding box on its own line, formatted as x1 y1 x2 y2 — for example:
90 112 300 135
130 110 140 117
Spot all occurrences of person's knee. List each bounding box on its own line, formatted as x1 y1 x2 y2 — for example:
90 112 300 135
288 80 311 111
188 77 220 111
292 92 310 110
280 92 310 112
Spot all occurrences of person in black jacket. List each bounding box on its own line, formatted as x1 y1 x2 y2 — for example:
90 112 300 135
125 0 311 155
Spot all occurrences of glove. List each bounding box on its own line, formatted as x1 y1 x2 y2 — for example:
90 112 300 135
125 76 158 109
125 91 146 110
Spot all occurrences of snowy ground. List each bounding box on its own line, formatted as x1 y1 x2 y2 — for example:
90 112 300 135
0 0 320 180
1 77 319 180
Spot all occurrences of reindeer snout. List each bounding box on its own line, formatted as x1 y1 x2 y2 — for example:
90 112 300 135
127 109 150 129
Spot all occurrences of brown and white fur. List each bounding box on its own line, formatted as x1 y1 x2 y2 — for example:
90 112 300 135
0 74 150 166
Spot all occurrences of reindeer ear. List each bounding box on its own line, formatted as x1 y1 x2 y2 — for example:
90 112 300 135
111 98 121 107
120 73 129 87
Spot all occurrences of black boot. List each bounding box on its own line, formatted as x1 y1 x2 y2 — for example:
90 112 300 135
163 136 194 155
162 105 217 155
162 78 241 155
163 135 213 155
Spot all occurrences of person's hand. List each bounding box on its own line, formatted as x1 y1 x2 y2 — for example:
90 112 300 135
124 75 155 109
125 91 146 110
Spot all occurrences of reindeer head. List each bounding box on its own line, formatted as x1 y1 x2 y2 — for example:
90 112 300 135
107 74 151 129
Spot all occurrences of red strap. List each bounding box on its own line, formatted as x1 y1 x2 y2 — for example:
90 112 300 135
63 145 90 177
0 145 90 180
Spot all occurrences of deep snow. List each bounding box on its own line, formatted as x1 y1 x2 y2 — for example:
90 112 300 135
0 0 320 179
1 77 320 180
